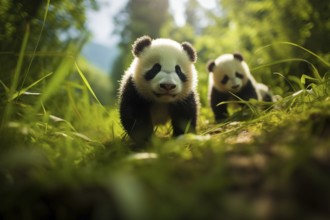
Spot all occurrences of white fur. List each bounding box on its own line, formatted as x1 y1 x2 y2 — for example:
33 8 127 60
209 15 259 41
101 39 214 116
150 71 183 102
126 38 197 103
209 54 261 99
256 83 269 94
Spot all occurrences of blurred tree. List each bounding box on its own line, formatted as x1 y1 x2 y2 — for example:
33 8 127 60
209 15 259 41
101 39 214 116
160 0 206 43
110 0 170 98
185 0 208 35
0 0 97 93
303 0 330 54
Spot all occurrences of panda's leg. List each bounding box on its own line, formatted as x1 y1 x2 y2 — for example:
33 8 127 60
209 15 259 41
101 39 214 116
256 83 273 102
237 80 259 101
119 77 153 143
261 92 273 102
235 80 261 113
170 92 198 136
121 111 153 144
210 88 229 122
213 104 228 122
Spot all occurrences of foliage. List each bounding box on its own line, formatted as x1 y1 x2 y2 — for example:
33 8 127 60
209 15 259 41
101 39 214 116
0 0 96 92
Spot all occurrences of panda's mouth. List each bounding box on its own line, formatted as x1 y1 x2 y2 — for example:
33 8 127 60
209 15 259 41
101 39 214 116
153 92 177 98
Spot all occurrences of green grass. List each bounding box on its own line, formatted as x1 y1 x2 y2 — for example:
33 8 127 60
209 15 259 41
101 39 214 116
1 58 330 219
1 30 330 219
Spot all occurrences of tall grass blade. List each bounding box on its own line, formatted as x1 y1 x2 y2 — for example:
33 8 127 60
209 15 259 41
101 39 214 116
273 72 297 92
251 58 321 80
300 74 320 85
9 72 53 101
74 62 105 109
1 24 30 129
279 42 330 67
255 42 327 79
18 0 50 93
0 80 9 93
8 24 30 99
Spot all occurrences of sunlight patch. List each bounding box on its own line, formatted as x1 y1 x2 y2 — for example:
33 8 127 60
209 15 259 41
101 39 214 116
226 130 254 144
126 152 158 161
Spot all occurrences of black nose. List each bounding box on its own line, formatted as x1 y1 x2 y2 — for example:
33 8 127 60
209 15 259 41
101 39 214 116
232 85 240 89
160 83 176 91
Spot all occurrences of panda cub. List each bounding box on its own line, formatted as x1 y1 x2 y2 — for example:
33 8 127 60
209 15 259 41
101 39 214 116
207 53 273 122
119 36 199 143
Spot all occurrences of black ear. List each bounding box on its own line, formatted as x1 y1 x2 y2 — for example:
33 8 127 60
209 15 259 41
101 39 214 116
132 36 152 57
207 60 215 72
233 52 244 62
182 42 197 63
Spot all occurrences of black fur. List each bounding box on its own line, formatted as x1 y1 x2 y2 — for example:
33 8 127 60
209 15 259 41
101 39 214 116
175 65 187 82
207 61 215 72
119 76 198 144
210 80 258 122
169 92 198 135
132 36 152 57
182 42 197 63
235 72 244 79
261 92 273 102
221 75 229 85
119 76 153 143
236 80 259 101
144 63 161 81
233 53 244 62
210 87 230 121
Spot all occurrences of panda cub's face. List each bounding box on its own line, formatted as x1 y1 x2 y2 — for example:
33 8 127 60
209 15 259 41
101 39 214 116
208 53 249 93
130 36 197 103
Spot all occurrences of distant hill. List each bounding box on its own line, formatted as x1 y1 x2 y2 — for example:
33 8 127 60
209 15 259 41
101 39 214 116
81 41 119 74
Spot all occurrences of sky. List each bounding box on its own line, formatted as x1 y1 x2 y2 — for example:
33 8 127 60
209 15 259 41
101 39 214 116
86 0 216 47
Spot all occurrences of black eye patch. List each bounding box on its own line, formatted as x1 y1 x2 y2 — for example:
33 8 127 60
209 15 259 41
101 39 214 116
175 65 187 82
235 72 244 79
221 75 229 84
144 63 161 81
